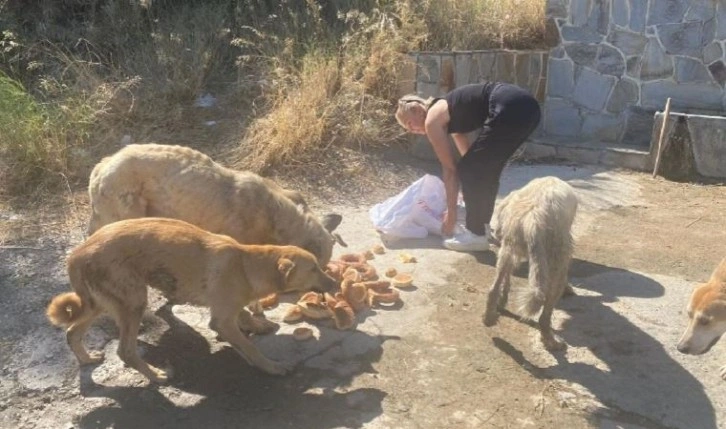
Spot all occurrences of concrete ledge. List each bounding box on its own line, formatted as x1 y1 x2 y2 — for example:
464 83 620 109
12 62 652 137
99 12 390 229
411 135 653 172
522 139 652 171
649 111 726 180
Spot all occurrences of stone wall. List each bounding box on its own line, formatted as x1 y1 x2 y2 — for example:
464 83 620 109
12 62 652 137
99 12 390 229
411 50 549 102
407 50 549 160
545 0 726 148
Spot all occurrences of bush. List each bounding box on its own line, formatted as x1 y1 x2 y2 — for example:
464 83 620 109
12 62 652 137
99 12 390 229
0 71 99 195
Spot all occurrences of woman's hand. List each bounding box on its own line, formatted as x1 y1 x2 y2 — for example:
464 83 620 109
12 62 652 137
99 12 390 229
442 209 457 236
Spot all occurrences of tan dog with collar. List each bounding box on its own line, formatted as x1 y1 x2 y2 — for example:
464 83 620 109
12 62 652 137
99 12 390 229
47 217 337 382
677 257 726 378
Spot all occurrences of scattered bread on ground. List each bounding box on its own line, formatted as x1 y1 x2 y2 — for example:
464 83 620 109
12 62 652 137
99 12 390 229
279 249 415 331
293 327 314 341
392 273 414 289
398 252 417 263
258 293 279 309
332 300 355 330
282 305 304 323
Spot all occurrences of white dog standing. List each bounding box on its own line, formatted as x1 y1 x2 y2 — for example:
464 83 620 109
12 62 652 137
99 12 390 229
482 176 578 351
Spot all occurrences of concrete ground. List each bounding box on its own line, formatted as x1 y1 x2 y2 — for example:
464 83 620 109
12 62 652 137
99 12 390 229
1 161 725 429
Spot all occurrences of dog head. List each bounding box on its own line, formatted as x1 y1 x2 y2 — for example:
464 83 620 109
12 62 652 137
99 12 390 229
677 281 726 355
277 247 338 294
301 213 347 266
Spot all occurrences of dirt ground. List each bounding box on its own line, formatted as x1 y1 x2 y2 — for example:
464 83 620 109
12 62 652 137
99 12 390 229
0 149 725 429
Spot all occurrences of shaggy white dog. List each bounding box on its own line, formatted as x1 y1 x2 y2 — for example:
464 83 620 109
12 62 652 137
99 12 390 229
483 176 578 351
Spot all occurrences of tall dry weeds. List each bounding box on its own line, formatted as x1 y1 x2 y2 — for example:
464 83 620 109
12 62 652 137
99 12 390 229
421 0 546 50
235 3 424 172
1 0 547 199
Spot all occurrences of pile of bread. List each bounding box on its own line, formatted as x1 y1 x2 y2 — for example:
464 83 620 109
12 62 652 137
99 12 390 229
257 244 414 337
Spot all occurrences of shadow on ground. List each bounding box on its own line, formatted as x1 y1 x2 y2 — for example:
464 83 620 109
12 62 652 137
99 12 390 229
489 260 716 429
74 306 393 429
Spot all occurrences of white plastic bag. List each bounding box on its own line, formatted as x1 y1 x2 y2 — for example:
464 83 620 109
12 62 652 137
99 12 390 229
369 174 447 239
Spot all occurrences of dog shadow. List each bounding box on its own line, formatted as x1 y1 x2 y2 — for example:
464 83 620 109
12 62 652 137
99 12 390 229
75 304 395 429
488 260 717 429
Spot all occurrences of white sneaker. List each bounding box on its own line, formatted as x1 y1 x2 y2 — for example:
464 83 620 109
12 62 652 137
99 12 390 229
443 227 489 252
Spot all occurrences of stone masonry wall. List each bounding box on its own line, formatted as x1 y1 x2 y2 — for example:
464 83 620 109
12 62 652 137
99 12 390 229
545 0 726 148
407 50 549 160
411 50 549 103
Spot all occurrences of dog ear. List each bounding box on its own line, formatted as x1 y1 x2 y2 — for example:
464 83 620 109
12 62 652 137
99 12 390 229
321 213 342 232
278 258 295 278
332 232 348 247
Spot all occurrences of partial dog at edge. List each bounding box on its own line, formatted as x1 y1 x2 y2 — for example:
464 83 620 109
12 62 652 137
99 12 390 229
482 176 578 351
677 257 726 379
46 217 337 382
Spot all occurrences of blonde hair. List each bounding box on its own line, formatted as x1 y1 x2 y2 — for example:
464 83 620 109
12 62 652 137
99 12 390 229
395 94 435 129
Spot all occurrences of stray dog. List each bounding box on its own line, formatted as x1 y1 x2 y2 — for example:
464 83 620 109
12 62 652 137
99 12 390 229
46 218 337 382
677 257 726 378
86 143 346 330
482 176 578 351
87 143 346 266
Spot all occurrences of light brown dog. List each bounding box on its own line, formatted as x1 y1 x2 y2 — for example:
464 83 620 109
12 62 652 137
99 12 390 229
87 143 346 331
87 143 346 266
677 257 726 378
46 218 337 382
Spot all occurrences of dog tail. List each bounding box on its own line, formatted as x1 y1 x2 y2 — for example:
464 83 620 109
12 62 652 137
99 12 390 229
47 258 94 327
47 292 85 327
514 287 546 319
514 239 548 319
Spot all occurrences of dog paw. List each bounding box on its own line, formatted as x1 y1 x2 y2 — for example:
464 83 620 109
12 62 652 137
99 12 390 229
149 368 169 383
542 334 567 351
562 284 576 298
482 311 499 327
80 351 105 365
720 365 726 380
249 318 279 335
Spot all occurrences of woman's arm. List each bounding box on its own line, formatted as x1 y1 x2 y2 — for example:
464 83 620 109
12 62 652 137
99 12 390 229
425 102 459 234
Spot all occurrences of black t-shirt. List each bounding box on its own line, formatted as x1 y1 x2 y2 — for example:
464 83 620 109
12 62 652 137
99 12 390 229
436 82 496 134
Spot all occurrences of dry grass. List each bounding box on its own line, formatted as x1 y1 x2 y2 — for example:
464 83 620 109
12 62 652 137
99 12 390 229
0 0 548 211
422 0 547 50
235 4 423 172
237 50 404 172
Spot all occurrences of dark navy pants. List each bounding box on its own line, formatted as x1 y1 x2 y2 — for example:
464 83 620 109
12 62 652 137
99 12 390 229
457 83 541 236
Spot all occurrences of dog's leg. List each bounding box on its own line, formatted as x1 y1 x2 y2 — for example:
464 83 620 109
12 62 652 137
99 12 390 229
498 272 512 309
562 283 576 297
66 308 104 364
237 309 278 335
116 306 168 383
209 310 277 339
247 300 264 316
212 311 288 375
538 302 565 351
538 269 568 351
483 250 514 327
